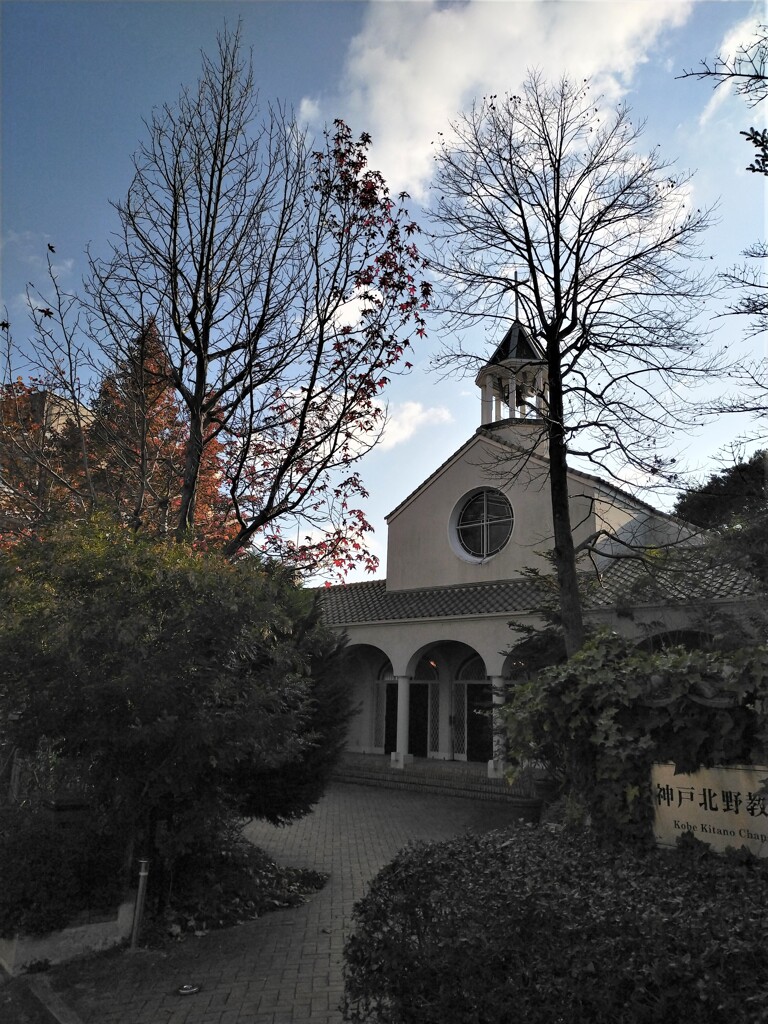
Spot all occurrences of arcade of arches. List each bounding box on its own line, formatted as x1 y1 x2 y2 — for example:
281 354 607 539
320 319 758 779
345 641 523 770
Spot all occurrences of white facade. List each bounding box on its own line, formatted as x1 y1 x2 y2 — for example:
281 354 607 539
322 322 750 775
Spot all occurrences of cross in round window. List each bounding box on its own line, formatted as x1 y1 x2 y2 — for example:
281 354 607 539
456 489 514 558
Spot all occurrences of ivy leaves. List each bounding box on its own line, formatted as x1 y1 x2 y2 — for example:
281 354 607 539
504 632 768 838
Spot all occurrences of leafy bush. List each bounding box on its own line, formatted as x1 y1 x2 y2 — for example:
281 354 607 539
154 829 327 941
343 826 768 1024
504 632 768 838
0 517 353 882
226 609 354 825
0 806 126 937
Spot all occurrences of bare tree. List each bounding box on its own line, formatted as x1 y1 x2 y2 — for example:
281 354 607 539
721 242 768 340
679 26 767 108
87 26 429 574
428 73 724 655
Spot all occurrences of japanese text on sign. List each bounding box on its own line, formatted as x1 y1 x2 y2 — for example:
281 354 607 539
652 763 768 858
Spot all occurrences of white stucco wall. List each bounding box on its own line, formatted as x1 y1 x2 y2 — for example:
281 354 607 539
341 613 541 678
385 435 606 591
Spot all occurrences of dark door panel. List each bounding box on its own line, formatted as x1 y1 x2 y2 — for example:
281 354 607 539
466 683 492 762
384 682 398 754
408 683 429 758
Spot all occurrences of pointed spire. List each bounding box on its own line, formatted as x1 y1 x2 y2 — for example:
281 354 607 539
475 320 548 425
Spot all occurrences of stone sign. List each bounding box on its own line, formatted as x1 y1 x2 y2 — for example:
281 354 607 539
652 762 768 859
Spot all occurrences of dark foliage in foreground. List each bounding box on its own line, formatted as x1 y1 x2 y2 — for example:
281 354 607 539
147 831 327 944
0 807 125 938
343 826 768 1024
0 518 353 893
0 806 326 946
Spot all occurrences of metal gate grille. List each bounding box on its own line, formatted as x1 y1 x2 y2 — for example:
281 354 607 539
452 683 467 757
428 683 440 754
373 683 386 748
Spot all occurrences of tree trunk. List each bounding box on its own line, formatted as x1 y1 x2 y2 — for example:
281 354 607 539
547 352 585 657
175 414 204 542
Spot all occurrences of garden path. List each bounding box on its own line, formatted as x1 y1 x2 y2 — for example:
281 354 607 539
46 782 527 1024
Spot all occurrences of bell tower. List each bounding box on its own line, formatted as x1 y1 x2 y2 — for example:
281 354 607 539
475 320 548 427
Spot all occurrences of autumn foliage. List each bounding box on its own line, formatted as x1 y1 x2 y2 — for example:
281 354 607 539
2 31 429 579
0 324 233 549
85 322 235 546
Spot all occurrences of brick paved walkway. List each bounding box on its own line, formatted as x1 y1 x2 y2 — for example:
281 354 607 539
47 782 527 1024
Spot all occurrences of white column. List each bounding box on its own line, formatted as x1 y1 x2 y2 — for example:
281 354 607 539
480 378 493 425
487 676 507 779
391 676 413 769
535 369 545 416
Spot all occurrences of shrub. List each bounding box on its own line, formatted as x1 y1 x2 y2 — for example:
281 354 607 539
504 632 768 840
0 806 126 937
343 826 768 1024
0 517 353 883
156 827 327 939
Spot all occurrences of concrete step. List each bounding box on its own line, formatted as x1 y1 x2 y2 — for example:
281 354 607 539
332 756 540 818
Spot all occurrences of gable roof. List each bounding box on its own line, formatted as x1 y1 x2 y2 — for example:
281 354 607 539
386 431 487 522
319 558 760 628
484 320 546 367
385 421 677 527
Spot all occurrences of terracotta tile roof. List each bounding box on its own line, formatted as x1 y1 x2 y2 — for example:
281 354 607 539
319 578 545 626
319 559 760 628
585 558 761 608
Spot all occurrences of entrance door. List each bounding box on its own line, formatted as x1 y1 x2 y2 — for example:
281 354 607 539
408 683 429 758
384 682 398 754
466 683 493 762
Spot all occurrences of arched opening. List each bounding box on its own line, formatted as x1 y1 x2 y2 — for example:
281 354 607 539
400 643 490 763
456 654 492 763
345 645 394 755
637 630 715 653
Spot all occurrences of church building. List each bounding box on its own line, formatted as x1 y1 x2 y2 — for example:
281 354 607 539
321 322 753 777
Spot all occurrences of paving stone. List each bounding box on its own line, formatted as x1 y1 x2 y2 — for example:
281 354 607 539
48 782 527 1023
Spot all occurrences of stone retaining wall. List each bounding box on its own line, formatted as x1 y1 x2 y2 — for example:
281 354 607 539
0 897 135 976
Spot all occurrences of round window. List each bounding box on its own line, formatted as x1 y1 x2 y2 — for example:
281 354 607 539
455 488 514 559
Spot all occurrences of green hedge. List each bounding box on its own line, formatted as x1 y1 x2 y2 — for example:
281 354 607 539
0 517 353 884
343 826 768 1024
0 807 126 937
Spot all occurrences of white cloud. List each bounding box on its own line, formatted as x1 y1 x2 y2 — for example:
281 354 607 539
0 231 76 315
331 289 382 332
379 400 453 450
697 15 763 127
298 95 321 128
303 0 695 199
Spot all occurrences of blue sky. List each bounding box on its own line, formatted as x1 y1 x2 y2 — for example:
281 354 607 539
1 0 765 577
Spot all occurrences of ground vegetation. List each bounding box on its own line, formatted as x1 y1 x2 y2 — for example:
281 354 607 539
503 631 768 837
0 517 353 914
343 826 768 1024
